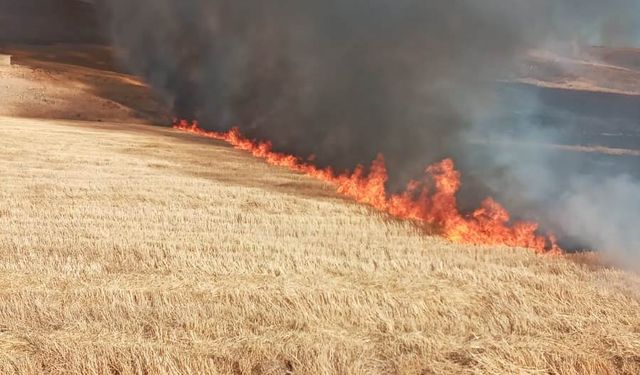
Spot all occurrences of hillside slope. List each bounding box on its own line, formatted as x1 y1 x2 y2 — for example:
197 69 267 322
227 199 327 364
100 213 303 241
0 34 639 374
0 116 639 374
0 44 169 123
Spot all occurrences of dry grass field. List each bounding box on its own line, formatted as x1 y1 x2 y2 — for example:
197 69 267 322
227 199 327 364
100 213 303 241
1 116 639 374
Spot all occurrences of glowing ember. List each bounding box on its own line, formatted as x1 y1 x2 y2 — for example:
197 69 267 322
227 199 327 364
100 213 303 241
174 120 560 253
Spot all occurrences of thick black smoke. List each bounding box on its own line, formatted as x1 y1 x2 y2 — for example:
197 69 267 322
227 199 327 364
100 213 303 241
99 0 640 266
99 1 545 172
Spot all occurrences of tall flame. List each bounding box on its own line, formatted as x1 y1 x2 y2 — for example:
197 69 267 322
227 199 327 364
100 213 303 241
174 120 559 253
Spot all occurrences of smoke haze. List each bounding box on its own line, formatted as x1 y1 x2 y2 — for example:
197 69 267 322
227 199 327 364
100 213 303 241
0 0 105 44
99 0 640 267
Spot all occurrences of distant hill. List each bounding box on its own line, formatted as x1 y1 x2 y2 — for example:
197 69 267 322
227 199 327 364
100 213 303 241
0 0 105 44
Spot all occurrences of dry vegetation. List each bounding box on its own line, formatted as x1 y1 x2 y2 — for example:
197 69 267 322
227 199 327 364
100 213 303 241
0 116 639 374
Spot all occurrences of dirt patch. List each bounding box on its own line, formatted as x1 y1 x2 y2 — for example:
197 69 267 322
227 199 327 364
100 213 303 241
0 44 169 124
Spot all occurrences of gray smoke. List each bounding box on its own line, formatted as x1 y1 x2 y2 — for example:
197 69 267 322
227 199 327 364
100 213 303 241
0 0 104 44
467 82 640 269
99 0 539 172
99 0 640 268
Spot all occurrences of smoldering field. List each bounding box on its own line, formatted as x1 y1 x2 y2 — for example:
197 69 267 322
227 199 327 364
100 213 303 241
98 0 640 265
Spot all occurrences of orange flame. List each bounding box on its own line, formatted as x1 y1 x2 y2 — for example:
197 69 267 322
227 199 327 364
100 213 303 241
174 120 560 253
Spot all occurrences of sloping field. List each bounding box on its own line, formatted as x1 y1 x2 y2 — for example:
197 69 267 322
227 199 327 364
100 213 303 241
0 44 168 124
1 116 639 374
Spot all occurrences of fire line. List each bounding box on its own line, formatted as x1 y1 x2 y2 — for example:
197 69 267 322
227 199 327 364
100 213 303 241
174 120 560 254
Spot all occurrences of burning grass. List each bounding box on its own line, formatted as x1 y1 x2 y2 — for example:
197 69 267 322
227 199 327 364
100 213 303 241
0 116 639 374
173 120 559 253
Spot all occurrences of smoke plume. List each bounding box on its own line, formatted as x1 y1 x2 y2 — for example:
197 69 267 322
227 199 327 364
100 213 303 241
99 0 640 268
0 0 105 44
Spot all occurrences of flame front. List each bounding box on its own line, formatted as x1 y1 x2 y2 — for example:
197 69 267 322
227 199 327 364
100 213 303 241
174 120 559 253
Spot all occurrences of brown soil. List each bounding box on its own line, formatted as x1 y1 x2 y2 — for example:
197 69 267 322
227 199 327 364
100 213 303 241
0 43 170 124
